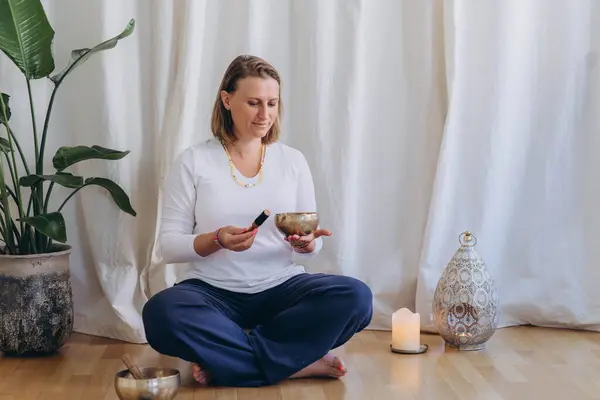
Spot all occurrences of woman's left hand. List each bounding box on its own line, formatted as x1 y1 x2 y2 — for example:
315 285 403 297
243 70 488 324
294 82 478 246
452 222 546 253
285 228 332 252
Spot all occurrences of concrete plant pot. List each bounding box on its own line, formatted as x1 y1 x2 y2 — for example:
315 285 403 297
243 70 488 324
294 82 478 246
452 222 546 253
0 244 73 355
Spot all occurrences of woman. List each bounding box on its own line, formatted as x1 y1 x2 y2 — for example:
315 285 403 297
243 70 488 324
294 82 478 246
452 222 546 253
142 54 373 388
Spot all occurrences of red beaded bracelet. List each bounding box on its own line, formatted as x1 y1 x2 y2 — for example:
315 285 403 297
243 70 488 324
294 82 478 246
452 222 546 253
213 228 224 249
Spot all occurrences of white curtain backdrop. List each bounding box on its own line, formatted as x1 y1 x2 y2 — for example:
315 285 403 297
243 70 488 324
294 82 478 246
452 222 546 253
0 0 599 343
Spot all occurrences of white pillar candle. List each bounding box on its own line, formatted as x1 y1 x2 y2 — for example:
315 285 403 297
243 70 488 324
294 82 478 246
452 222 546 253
391 308 420 351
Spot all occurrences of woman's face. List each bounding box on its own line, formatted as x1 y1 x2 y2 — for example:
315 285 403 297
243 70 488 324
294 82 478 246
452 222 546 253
221 76 280 141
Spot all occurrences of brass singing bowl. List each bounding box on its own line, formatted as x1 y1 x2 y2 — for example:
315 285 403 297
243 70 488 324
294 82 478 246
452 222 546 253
275 212 319 236
114 367 181 400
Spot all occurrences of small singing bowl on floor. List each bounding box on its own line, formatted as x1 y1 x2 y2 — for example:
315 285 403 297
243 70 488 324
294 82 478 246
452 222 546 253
114 367 181 400
275 212 319 236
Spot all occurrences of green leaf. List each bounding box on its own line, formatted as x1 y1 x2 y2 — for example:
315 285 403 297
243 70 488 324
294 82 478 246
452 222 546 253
52 145 130 170
20 172 83 188
0 156 16 252
0 0 55 79
0 93 11 123
84 177 136 216
0 138 12 153
49 19 135 84
0 94 11 154
19 212 66 243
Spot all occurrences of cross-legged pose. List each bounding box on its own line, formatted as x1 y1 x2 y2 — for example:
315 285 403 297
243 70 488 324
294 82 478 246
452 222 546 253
142 54 373 387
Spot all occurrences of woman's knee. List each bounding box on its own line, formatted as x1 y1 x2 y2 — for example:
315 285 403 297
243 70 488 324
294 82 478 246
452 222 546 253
327 275 373 318
348 277 373 317
142 288 181 346
143 290 167 324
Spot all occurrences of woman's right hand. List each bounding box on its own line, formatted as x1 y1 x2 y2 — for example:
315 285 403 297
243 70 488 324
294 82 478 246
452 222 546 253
217 226 257 252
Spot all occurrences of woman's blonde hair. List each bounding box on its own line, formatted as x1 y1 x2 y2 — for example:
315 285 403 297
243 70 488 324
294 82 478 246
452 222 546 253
211 55 283 145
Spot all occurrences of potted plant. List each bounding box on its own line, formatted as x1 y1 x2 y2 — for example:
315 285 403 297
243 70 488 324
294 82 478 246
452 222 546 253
0 0 137 355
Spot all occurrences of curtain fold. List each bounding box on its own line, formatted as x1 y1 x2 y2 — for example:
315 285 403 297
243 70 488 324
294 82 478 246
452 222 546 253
415 0 600 332
0 0 598 343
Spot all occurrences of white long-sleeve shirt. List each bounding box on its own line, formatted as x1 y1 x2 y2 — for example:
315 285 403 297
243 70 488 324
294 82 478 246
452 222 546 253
158 138 323 293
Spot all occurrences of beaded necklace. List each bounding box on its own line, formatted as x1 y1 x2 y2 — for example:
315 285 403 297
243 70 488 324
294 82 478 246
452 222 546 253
222 142 266 188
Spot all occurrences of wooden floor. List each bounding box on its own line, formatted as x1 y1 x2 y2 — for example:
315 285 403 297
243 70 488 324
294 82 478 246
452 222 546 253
0 326 599 399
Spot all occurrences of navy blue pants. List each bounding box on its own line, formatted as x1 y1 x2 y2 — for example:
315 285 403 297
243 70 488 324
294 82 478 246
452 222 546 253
142 272 373 387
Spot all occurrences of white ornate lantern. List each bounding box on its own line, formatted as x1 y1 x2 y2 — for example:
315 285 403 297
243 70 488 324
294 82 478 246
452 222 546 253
432 231 499 351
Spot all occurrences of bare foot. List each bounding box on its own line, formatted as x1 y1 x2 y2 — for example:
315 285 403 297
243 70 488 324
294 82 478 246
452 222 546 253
192 363 210 386
289 354 347 379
